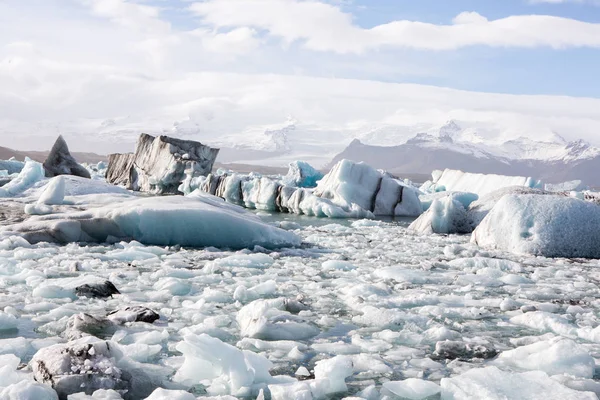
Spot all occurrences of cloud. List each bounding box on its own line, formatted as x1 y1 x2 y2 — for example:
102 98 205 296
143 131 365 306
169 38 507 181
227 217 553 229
190 0 600 53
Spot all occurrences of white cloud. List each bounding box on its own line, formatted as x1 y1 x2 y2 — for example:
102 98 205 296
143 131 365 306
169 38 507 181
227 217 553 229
1 0 600 158
190 0 600 53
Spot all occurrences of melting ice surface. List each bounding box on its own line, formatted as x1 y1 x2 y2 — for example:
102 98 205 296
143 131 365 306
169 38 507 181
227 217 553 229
1 208 600 399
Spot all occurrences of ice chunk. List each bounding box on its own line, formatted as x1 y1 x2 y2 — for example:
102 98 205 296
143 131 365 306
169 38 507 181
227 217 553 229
509 311 577 337
314 159 422 217
313 355 354 394
0 158 25 175
43 135 91 179
545 180 585 192
0 381 58 400
237 298 319 341
419 191 478 212
4 193 300 249
282 161 324 188
37 176 65 205
495 337 594 378
440 366 596 400
0 160 45 197
143 388 195 400
67 389 124 399
467 186 548 228
431 169 542 196
106 133 219 194
0 311 18 331
472 194 600 257
174 333 274 396
382 379 441 400
409 194 472 234
31 338 128 399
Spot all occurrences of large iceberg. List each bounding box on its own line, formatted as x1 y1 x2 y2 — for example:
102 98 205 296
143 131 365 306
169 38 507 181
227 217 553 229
3 191 300 249
422 168 542 196
472 194 600 258
198 160 422 218
106 134 219 194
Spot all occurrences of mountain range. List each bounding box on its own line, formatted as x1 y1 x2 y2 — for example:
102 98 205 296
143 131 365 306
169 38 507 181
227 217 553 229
329 121 600 186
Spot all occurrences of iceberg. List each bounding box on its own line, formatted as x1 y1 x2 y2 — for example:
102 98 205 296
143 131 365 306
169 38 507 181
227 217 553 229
198 160 422 218
106 134 219 194
472 194 600 258
423 168 542 196
282 161 324 188
409 194 472 235
3 192 301 249
0 160 45 197
43 135 91 179
0 158 25 175
467 186 548 228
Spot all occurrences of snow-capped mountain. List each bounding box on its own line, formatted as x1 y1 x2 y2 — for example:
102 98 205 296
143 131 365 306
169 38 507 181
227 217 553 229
329 121 600 186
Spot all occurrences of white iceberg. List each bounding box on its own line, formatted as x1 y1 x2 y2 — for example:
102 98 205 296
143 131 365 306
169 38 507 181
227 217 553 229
424 168 542 196
472 194 600 258
282 161 324 188
0 160 45 197
3 192 301 249
409 194 472 235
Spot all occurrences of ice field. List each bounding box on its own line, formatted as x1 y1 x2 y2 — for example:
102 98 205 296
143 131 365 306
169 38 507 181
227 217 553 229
0 158 600 399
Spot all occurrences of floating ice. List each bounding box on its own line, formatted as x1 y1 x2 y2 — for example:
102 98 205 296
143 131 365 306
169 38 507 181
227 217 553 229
472 194 600 257
425 169 542 196
495 337 594 378
440 366 596 400
409 194 471 234
174 333 274 396
237 298 319 341
4 193 300 249
0 160 45 197
382 379 441 400
419 191 478 212
282 161 324 188
314 159 422 217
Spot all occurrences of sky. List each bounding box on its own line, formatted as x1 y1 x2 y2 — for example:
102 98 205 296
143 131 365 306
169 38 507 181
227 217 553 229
2 0 600 156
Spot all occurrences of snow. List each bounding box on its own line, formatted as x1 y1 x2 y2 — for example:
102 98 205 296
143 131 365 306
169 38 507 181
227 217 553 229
428 168 542 196
472 194 600 257
440 366 597 400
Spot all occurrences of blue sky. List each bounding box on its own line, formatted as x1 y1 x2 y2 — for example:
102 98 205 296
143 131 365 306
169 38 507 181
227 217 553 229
3 0 600 152
133 0 600 97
